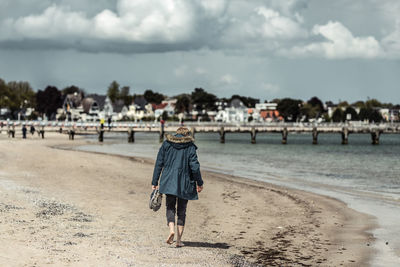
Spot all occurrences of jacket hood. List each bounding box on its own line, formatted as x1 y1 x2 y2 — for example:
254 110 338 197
165 133 195 150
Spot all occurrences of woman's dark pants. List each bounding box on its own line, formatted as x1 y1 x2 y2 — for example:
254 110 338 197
166 194 188 226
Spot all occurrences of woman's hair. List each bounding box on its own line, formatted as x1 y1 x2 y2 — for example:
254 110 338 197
176 127 190 136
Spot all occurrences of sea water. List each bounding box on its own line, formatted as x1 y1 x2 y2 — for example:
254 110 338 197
77 132 400 266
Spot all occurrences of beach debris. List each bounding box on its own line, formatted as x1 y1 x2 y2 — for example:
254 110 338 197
229 255 262 267
22 189 39 194
70 212 93 222
0 203 24 212
64 241 77 246
74 232 90 238
35 201 73 218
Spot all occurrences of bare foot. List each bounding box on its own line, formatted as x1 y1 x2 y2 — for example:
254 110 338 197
166 232 174 244
176 241 184 248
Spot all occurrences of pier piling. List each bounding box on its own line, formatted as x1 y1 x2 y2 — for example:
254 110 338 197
128 128 135 143
282 127 288 144
190 127 196 138
69 129 75 140
3 122 398 145
312 127 318 144
159 128 164 143
219 127 225 143
98 123 104 142
251 127 257 144
341 127 349 145
371 130 380 145
98 129 104 142
40 127 45 139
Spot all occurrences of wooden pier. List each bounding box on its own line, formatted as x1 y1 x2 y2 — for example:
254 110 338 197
1 121 400 145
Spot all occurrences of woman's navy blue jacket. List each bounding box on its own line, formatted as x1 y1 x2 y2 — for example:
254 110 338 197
152 133 203 200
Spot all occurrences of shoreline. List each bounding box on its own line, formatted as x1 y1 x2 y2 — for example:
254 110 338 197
65 139 378 266
0 133 376 266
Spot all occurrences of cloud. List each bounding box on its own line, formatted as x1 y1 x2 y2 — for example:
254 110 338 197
195 67 207 75
255 7 307 39
1 0 196 43
267 0 308 16
219 4 307 49
382 20 400 58
281 21 383 59
173 65 188 77
261 82 280 94
220 74 237 85
3 5 91 40
0 0 306 53
0 0 399 60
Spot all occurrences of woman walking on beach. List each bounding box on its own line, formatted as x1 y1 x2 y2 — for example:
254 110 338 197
152 127 203 247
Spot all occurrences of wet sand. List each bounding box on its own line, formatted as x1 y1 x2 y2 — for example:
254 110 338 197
0 132 376 266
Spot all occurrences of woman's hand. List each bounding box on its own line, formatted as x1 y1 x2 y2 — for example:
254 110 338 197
152 185 159 190
197 185 203 193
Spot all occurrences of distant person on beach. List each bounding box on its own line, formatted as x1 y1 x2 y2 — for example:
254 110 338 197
160 118 165 131
30 125 35 135
152 127 203 247
108 117 112 130
22 125 27 139
11 124 15 138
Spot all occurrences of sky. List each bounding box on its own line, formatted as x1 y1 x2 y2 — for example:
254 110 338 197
0 0 399 103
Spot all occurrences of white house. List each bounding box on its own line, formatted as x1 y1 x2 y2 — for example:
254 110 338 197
379 108 390 121
255 103 277 111
215 99 249 123
154 103 175 118
127 103 154 121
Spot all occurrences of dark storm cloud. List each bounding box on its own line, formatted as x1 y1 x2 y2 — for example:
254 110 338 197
1 0 398 58
0 39 207 54
0 0 313 54
0 0 399 104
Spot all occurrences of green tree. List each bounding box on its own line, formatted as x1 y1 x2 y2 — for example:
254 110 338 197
62 85 83 97
36 86 62 119
119 86 132 106
337 101 349 108
230 94 259 108
359 107 372 121
107 81 120 103
6 81 36 117
370 109 383 122
276 98 302 122
365 99 382 108
175 94 191 113
344 106 359 121
300 103 319 121
161 110 169 121
307 96 324 114
352 100 365 109
323 113 331 122
191 88 217 111
144 90 164 104
0 79 11 112
331 108 344 122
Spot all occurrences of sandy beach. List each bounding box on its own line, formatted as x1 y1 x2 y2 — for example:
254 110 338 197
0 132 376 266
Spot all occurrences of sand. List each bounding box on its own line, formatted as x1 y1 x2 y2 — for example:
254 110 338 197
0 131 376 266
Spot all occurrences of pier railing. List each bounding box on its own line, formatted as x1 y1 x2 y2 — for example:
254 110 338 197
1 120 400 145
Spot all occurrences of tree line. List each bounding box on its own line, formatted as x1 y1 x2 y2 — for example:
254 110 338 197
1 77 398 122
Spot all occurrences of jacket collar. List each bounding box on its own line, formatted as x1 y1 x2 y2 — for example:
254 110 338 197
165 133 194 143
